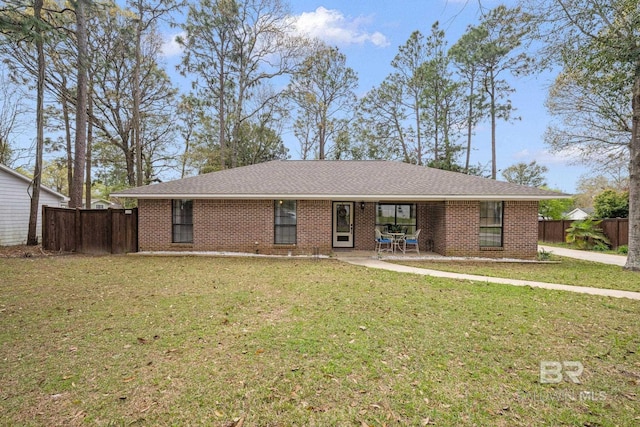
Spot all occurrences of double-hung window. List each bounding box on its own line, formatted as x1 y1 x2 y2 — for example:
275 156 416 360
274 200 296 244
479 201 503 247
172 199 193 243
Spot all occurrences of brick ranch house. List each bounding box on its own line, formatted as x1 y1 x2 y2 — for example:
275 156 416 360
111 160 566 259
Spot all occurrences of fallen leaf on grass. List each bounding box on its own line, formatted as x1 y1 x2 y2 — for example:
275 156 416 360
140 402 157 413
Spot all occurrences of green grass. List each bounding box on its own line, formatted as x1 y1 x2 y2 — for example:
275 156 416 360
1 255 639 426
390 256 640 293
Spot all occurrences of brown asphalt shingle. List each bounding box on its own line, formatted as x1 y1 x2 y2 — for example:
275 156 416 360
110 160 567 200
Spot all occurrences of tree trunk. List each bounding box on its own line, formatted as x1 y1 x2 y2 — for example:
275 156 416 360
85 75 94 208
125 141 136 186
625 72 640 271
318 112 326 160
433 82 439 164
465 73 475 173
490 69 497 180
218 63 226 169
27 0 45 245
62 83 72 195
133 13 143 186
70 0 88 208
415 103 422 165
181 129 191 179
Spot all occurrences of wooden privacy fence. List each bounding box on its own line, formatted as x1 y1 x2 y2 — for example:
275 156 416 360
42 206 138 254
538 218 628 248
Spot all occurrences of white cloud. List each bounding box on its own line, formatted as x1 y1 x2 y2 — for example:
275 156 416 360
513 147 583 165
160 32 185 58
292 7 389 47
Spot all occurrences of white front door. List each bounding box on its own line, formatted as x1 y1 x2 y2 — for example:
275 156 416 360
333 202 354 248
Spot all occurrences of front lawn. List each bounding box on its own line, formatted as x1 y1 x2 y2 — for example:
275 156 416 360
0 255 638 426
391 256 640 293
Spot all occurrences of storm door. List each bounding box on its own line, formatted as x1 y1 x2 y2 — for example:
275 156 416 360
332 202 354 248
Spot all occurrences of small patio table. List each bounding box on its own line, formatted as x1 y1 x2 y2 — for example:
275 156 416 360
388 232 405 254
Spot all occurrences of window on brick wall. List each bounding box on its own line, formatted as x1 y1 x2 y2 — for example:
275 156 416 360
172 199 193 243
480 201 503 247
274 200 296 244
376 203 417 233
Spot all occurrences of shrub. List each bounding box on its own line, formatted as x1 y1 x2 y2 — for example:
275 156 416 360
537 248 552 261
565 219 610 250
592 242 610 252
593 189 629 218
617 245 628 254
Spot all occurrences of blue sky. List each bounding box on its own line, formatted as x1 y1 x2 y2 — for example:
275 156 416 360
271 0 587 192
160 0 587 192
6 1 587 193
42 0 582 194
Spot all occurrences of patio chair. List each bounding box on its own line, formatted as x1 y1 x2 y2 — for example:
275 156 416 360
403 229 421 254
375 229 393 253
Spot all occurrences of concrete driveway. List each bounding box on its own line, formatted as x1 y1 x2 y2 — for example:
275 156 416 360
538 245 627 267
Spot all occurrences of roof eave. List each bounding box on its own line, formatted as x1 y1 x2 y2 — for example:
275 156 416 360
109 192 570 201
0 163 68 201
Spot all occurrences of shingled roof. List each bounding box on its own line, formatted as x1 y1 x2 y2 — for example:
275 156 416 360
110 160 567 201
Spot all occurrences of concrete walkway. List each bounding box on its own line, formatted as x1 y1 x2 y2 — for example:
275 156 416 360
339 253 640 301
538 245 628 266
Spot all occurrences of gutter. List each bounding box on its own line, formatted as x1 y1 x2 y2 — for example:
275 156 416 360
109 193 571 202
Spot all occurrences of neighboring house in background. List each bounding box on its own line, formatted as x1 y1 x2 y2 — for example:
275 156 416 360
85 199 121 210
62 199 122 209
111 160 567 259
564 207 594 220
0 163 68 246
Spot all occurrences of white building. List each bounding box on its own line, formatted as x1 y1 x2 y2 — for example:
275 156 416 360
564 207 593 220
0 164 67 246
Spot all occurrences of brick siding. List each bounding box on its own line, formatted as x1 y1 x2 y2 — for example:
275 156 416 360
442 200 538 259
139 198 332 255
138 198 538 258
354 202 375 250
138 199 173 251
426 202 446 254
